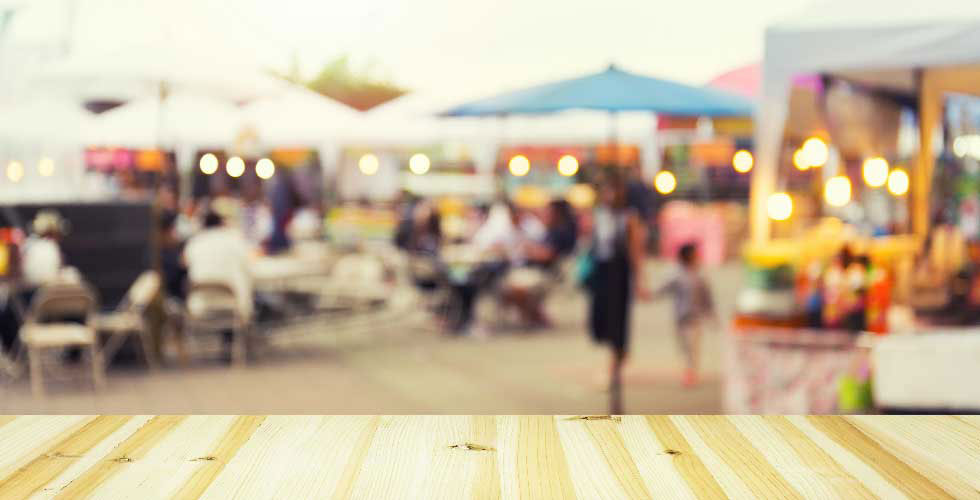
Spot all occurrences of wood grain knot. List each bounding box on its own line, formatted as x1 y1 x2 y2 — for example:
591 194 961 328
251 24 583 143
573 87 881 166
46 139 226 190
565 415 622 422
449 443 496 452
663 449 682 456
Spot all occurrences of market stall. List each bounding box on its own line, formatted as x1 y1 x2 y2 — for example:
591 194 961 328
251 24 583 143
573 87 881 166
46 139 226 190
731 0 980 413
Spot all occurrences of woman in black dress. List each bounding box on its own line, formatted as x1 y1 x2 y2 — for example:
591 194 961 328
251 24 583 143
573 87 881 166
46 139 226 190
587 175 648 413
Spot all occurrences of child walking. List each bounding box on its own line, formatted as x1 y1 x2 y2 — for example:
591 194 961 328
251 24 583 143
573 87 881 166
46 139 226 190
652 243 717 387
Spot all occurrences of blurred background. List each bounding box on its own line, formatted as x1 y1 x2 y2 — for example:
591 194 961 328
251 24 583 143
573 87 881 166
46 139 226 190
2 0 980 414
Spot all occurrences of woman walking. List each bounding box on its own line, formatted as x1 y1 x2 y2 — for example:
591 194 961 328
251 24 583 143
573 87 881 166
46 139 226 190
585 174 648 414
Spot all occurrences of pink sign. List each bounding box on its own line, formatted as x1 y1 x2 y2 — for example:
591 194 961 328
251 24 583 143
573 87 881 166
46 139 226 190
657 201 725 266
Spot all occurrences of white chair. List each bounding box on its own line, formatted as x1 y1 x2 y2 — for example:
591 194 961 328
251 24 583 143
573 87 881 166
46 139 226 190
93 271 161 369
20 282 104 398
184 282 248 367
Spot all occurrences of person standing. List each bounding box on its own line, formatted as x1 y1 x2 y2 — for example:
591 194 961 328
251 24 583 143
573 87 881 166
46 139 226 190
651 242 717 387
585 175 648 414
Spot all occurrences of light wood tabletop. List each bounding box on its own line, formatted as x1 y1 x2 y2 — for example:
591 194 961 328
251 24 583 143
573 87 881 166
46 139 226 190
0 415 978 499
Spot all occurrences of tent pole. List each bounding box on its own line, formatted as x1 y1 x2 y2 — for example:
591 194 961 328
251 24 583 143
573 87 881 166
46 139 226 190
915 69 939 240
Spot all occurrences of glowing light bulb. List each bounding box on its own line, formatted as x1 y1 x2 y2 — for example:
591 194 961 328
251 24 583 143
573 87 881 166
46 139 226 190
409 153 430 175
255 158 275 179
359 154 379 175
38 157 55 177
556 154 579 176
862 157 889 187
226 156 245 178
654 170 677 195
200 153 218 175
824 175 852 207
767 192 793 221
6 161 24 183
792 149 810 171
508 155 530 177
887 168 909 196
732 149 753 173
802 137 829 167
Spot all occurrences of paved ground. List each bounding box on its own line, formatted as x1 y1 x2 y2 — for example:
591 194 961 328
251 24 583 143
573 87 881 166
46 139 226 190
0 261 740 414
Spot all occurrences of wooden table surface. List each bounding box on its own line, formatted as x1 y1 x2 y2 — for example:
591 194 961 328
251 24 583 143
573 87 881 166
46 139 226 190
0 415 978 499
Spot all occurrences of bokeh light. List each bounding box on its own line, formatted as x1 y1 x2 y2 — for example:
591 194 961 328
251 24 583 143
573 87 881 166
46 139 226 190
6 161 24 183
556 154 579 176
199 153 218 175
862 157 889 187
226 156 246 178
732 149 753 173
508 155 530 177
255 158 275 179
887 168 910 196
38 157 55 177
767 192 793 221
824 175 852 207
409 153 431 175
654 170 677 195
792 149 810 170
801 137 829 167
359 153 380 176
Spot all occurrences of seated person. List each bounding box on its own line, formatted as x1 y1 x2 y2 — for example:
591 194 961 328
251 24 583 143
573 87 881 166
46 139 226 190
184 210 253 322
502 200 579 327
183 211 252 361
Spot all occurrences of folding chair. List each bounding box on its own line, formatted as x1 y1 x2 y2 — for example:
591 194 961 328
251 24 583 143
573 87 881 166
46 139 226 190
20 282 104 398
94 271 161 369
184 282 248 367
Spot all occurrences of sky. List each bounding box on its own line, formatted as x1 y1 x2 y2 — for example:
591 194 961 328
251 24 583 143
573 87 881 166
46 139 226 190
4 0 816 101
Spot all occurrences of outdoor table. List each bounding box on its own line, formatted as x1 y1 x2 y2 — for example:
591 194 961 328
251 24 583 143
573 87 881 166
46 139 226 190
249 249 334 292
0 415 974 498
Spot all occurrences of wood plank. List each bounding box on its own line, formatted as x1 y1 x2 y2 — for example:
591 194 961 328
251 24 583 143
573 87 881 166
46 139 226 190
685 415 803 499
576 417 653 499
330 416 382 500
556 416 634 499
80 416 240 499
0 416 94 481
786 415 908 499
643 416 725 499
761 416 875 499
197 416 370 499
27 416 155 500
0 416 18 430
669 416 758 498
170 416 267 499
617 416 696 499
807 416 955 499
0 415 972 498
468 416 501 500
0 416 132 499
846 415 980 499
53 416 186 499
516 416 576 500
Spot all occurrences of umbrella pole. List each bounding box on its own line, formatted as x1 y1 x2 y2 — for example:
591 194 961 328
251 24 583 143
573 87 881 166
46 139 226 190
608 110 619 167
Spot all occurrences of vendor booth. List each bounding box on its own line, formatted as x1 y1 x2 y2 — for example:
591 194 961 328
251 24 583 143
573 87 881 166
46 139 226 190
734 0 980 413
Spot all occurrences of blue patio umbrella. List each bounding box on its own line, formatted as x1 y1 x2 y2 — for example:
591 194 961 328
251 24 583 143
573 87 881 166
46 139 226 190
441 64 754 117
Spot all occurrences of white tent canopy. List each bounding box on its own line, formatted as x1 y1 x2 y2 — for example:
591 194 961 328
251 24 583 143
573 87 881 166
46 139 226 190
86 92 243 151
753 0 980 243
341 92 491 146
240 84 361 149
0 96 94 144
